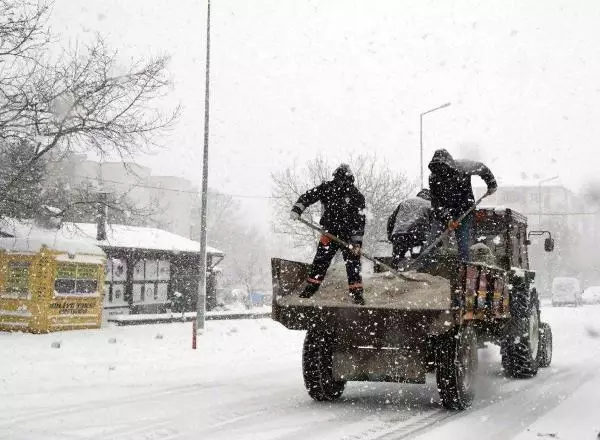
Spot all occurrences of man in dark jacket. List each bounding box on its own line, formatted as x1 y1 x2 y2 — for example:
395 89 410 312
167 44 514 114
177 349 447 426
387 188 431 268
290 164 366 305
427 149 497 262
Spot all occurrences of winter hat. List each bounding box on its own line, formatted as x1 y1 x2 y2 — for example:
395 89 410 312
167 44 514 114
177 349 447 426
428 149 455 172
332 163 353 181
416 188 431 201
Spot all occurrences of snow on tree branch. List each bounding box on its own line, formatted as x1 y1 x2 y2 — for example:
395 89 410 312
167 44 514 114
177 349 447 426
0 0 180 218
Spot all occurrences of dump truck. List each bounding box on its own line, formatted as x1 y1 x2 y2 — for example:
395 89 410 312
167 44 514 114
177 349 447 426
271 207 554 410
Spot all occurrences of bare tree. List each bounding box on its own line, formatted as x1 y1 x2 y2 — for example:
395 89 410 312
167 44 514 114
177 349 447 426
228 226 270 295
272 154 417 252
191 189 242 250
45 178 161 226
0 132 162 225
0 1 179 217
0 140 44 218
190 189 271 293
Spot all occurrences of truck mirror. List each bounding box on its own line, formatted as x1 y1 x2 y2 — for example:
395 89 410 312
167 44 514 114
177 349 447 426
524 239 531 246
544 238 555 252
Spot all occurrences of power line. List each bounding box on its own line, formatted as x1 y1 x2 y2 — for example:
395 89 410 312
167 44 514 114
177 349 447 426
71 174 279 199
61 175 600 214
523 212 600 217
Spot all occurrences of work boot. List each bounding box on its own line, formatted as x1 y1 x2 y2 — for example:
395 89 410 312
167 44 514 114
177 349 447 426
299 282 319 299
349 288 365 305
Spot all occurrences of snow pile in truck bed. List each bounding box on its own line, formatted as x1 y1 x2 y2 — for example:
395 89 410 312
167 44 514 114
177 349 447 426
279 264 452 310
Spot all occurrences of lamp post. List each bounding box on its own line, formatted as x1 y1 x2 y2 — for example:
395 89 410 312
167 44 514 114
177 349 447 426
537 175 559 298
538 175 559 226
420 102 451 188
194 0 211 347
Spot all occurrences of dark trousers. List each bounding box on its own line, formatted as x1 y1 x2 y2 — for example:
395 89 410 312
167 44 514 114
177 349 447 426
391 232 426 269
306 235 362 292
428 213 474 262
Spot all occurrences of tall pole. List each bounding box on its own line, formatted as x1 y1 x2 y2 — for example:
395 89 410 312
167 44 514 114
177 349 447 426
419 114 424 189
419 102 451 189
195 0 211 343
537 175 558 296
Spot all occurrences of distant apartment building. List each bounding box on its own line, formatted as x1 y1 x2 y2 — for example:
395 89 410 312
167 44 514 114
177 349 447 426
46 155 198 238
474 182 600 290
474 182 594 240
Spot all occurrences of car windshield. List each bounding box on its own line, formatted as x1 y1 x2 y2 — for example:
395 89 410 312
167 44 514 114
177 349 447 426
552 278 578 292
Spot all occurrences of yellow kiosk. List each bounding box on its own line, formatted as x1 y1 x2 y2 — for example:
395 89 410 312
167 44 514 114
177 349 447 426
0 235 106 333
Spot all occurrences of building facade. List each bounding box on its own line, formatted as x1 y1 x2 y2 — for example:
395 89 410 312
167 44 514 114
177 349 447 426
475 183 600 293
46 155 198 238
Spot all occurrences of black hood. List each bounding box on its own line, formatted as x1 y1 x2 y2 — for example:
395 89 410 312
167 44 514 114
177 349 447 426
332 163 355 185
428 149 455 172
416 188 431 201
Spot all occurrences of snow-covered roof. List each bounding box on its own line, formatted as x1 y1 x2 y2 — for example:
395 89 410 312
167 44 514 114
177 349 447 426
478 205 509 212
0 232 105 266
0 219 223 256
0 235 105 256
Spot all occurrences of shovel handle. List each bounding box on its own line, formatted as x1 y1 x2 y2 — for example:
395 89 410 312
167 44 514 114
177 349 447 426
405 194 488 271
297 218 420 282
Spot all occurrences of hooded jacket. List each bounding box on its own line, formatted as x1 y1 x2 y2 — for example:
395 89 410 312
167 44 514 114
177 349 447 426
291 175 366 243
387 191 431 239
388 197 431 239
428 149 497 222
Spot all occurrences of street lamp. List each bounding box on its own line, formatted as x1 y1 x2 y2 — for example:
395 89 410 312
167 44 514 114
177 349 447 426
538 175 559 225
420 102 451 188
537 175 559 299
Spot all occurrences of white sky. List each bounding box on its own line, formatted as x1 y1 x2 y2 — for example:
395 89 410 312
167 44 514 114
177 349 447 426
52 0 600 206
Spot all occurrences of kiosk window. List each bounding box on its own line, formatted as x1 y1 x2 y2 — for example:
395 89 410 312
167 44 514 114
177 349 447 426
55 264 99 296
2 262 31 298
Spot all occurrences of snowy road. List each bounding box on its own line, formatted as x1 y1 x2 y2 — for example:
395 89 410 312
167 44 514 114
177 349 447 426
1 305 599 440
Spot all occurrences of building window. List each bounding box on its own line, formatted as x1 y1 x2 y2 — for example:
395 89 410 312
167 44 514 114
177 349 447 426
158 261 170 280
502 190 522 204
1 261 31 299
54 263 99 296
134 260 144 280
529 192 540 203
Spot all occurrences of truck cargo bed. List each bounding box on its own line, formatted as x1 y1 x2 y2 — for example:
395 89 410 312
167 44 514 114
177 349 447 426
278 266 451 310
271 258 459 339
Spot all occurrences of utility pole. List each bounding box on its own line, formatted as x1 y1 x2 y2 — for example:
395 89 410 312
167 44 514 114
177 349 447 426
194 0 211 348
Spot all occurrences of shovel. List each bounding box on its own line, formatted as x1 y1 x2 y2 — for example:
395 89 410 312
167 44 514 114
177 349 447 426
297 217 420 282
404 194 488 272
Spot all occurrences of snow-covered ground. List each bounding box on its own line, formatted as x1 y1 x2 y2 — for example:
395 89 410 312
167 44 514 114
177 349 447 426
1 305 599 440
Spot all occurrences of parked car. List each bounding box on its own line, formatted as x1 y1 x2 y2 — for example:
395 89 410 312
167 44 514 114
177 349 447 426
582 286 600 305
247 291 273 308
551 277 582 306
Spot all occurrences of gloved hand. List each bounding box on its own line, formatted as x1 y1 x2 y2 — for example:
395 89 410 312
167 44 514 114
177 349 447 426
290 211 300 221
486 185 497 196
349 243 361 256
448 219 460 231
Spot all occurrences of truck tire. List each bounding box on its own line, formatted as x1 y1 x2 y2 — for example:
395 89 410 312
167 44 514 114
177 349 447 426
538 322 553 368
302 329 345 402
436 324 478 410
502 294 540 378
